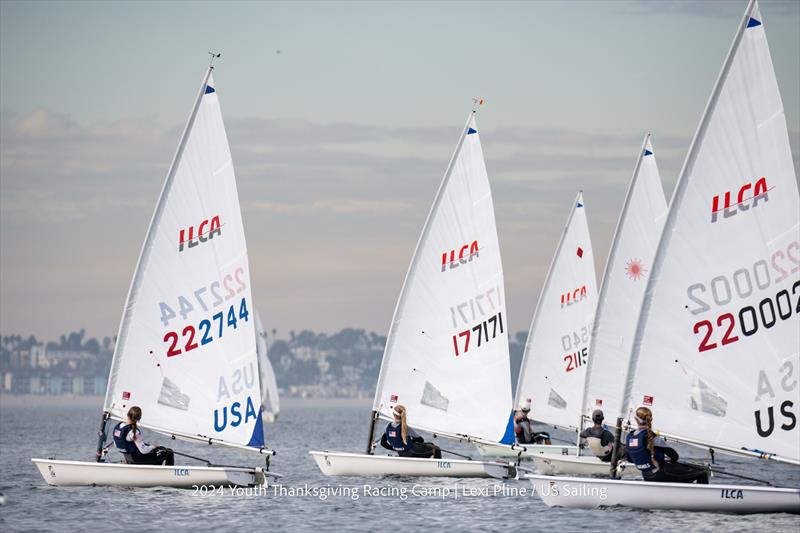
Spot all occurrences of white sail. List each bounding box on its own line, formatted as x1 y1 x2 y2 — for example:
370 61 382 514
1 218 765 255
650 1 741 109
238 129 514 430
624 0 800 463
255 311 280 422
104 70 265 450
581 136 667 422
515 192 598 430
372 113 514 444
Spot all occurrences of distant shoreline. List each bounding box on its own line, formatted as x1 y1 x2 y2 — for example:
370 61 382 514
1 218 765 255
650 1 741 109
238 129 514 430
0 394 372 408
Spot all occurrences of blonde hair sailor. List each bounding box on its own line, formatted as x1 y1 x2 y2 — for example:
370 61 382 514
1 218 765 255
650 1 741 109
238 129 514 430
379 404 442 459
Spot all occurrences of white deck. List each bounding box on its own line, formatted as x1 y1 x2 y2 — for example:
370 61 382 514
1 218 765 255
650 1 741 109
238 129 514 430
32 458 267 488
475 441 578 459
528 454 627 477
526 474 800 514
309 450 514 479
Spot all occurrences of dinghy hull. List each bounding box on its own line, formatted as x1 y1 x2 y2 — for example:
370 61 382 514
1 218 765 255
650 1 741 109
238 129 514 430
475 441 578 459
309 451 514 479
529 454 628 477
32 458 266 488
526 474 800 514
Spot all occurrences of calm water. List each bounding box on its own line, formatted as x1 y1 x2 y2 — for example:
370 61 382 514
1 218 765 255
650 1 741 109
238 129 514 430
1 397 798 532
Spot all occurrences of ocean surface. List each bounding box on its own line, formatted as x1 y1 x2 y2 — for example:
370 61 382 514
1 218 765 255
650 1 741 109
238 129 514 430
1 396 798 532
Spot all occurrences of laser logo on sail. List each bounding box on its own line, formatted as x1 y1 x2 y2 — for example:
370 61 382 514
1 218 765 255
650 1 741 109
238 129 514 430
441 240 479 272
179 215 222 252
710 177 771 223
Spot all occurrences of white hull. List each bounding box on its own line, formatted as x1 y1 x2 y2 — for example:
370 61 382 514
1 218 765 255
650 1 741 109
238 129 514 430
529 454 627 477
527 474 800 514
309 451 514 479
32 458 266 488
475 441 578 459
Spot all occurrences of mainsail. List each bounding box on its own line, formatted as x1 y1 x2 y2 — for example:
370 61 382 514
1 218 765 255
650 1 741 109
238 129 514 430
104 69 265 451
255 311 280 423
515 192 598 431
581 136 667 422
372 112 513 443
623 0 799 464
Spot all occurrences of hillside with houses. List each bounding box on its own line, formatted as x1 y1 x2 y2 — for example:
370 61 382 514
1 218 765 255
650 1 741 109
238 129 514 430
1 328 527 399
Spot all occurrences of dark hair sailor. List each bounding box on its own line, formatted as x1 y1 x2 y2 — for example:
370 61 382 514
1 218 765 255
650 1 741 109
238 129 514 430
112 406 175 466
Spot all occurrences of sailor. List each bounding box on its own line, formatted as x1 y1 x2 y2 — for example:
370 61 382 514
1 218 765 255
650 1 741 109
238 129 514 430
579 409 615 462
380 404 442 459
514 398 552 445
626 406 708 484
112 406 175 466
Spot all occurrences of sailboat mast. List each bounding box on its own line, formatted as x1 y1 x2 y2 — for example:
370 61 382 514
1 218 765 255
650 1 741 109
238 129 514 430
94 411 110 462
365 411 379 454
103 57 217 418
578 133 650 443
515 191 584 410
370 107 475 421
621 0 755 424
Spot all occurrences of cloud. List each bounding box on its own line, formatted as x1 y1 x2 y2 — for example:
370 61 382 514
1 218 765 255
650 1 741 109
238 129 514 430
249 199 411 214
14 109 79 138
623 0 800 18
1 108 798 340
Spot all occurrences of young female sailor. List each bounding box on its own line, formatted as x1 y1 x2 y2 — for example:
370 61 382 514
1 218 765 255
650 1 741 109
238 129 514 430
380 405 442 459
626 406 708 483
112 406 175 466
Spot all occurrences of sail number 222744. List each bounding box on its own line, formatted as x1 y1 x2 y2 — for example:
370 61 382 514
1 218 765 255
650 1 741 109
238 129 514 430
163 297 250 357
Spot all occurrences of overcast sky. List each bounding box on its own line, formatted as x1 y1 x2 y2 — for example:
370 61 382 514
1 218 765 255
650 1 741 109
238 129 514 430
1 0 799 341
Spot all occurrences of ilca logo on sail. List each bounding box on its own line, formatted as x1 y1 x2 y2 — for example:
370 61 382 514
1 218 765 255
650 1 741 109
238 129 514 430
441 240 479 272
710 177 771 223
179 215 223 252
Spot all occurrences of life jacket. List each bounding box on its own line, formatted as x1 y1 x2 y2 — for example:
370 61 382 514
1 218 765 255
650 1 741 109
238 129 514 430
112 422 138 454
583 426 614 458
516 417 535 444
626 429 664 471
385 423 412 452
586 437 610 458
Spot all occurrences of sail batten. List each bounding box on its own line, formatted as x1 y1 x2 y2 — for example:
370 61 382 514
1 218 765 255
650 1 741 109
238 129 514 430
623 0 799 462
372 112 513 443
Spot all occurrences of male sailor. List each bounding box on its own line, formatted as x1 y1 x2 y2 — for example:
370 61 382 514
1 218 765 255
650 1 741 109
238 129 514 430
579 409 615 462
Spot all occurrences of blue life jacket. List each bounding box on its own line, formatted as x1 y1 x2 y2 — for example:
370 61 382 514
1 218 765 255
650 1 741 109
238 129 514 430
385 423 412 452
626 429 664 471
112 422 138 454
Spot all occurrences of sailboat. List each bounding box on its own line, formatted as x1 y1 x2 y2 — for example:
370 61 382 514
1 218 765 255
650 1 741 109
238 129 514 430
477 192 597 460
309 106 517 478
255 311 280 423
526 135 668 476
32 58 278 488
527 0 800 513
